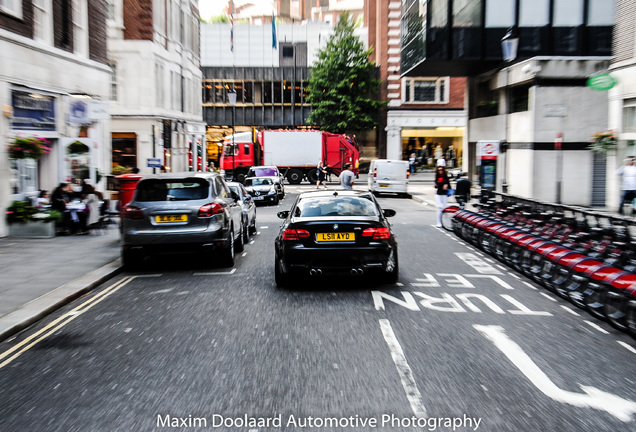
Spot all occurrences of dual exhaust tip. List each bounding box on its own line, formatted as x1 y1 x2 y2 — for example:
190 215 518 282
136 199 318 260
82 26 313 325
309 268 364 276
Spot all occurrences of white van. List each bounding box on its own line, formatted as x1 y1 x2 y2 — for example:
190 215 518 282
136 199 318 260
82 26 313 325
368 159 410 196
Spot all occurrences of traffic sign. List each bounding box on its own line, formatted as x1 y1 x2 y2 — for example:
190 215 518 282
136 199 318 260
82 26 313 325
147 157 162 168
478 140 499 160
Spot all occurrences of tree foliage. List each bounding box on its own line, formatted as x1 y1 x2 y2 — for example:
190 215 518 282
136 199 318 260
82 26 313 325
202 14 230 23
306 12 385 134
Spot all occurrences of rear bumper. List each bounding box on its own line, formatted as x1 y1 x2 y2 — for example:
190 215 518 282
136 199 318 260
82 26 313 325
122 224 230 254
280 244 394 276
369 181 408 193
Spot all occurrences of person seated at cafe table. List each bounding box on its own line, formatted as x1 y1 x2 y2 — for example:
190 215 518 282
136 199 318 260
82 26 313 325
35 190 50 209
51 183 73 234
80 184 102 234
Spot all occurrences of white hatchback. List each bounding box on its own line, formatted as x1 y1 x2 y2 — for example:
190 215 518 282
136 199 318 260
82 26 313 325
368 159 410 197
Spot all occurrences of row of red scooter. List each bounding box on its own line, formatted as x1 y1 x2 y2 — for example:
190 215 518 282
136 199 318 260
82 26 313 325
451 201 636 339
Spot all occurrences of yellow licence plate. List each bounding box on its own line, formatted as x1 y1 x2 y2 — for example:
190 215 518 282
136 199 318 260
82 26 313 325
316 232 355 242
379 184 389 188
156 214 188 223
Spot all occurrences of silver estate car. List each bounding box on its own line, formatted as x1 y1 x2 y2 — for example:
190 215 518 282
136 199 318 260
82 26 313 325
120 172 243 269
227 181 257 244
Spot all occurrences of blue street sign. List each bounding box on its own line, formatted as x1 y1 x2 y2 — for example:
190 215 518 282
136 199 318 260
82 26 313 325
147 158 162 168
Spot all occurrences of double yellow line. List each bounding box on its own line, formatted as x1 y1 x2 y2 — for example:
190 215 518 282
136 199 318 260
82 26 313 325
0 275 157 369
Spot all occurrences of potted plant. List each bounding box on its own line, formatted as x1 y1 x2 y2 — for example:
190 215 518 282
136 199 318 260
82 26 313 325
6 201 62 238
7 136 51 160
588 130 618 154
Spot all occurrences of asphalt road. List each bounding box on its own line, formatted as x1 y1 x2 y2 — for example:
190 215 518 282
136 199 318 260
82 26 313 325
1 187 635 432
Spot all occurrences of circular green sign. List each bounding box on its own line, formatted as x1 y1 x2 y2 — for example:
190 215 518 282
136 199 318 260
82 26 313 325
587 73 617 91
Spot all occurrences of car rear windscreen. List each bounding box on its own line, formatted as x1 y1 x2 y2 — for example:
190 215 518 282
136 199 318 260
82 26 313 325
136 179 209 201
295 196 379 217
377 162 407 177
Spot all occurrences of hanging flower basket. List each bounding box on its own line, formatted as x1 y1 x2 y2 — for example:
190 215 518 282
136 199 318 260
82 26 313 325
588 130 617 154
7 136 51 160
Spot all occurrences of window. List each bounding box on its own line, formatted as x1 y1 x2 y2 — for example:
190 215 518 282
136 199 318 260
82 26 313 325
282 45 294 58
135 179 208 202
296 196 379 218
33 0 52 44
510 85 529 113
587 0 614 26
553 0 584 26
0 0 23 19
623 104 636 133
106 0 115 20
110 62 118 101
214 178 229 198
403 77 449 104
519 0 549 26
73 0 88 57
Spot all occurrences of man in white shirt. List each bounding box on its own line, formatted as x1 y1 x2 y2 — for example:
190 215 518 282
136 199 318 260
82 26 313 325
339 163 355 190
617 156 636 214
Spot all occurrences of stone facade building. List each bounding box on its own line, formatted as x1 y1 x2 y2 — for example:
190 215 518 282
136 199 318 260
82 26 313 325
1 0 112 236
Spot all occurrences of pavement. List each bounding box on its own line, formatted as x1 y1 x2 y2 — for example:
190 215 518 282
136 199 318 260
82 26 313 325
0 171 439 342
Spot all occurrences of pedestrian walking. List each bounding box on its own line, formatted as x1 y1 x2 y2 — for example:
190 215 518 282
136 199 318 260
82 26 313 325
339 163 355 190
408 153 416 174
434 165 451 227
617 156 636 215
316 161 328 189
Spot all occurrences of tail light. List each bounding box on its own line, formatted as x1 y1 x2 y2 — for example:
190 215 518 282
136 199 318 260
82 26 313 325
373 168 377 178
406 170 410 179
198 203 225 218
282 228 311 241
362 227 391 239
121 205 144 220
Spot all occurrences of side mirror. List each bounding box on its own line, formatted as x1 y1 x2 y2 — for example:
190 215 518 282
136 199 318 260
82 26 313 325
383 209 396 218
231 191 240 201
277 210 289 219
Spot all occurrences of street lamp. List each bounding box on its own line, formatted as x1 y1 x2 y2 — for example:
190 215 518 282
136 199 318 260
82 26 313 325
228 89 237 180
500 27 519 193
501 27 519 63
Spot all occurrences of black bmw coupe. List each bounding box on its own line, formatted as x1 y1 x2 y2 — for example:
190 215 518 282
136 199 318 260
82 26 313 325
274 190 398 287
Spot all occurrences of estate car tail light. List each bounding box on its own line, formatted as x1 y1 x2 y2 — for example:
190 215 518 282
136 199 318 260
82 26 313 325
282 228 311 241
362 227 391 239
121 205 145 220
198 202 225 218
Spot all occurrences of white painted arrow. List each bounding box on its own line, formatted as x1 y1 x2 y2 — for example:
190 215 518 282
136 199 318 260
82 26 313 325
474 324 636 422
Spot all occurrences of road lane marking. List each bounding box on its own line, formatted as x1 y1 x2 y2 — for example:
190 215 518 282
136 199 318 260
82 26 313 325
522 281 538 290
474 324 636 422
466 274 513 289
193 268 237 276
379 319 427 418
618 341 636 355
455 253 501 274
0 275 159 369
540 292 557 302
560 305 580 316
584 320 610 335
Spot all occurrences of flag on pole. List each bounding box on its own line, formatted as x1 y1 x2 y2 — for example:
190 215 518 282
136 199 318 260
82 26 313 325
272 14 277 49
